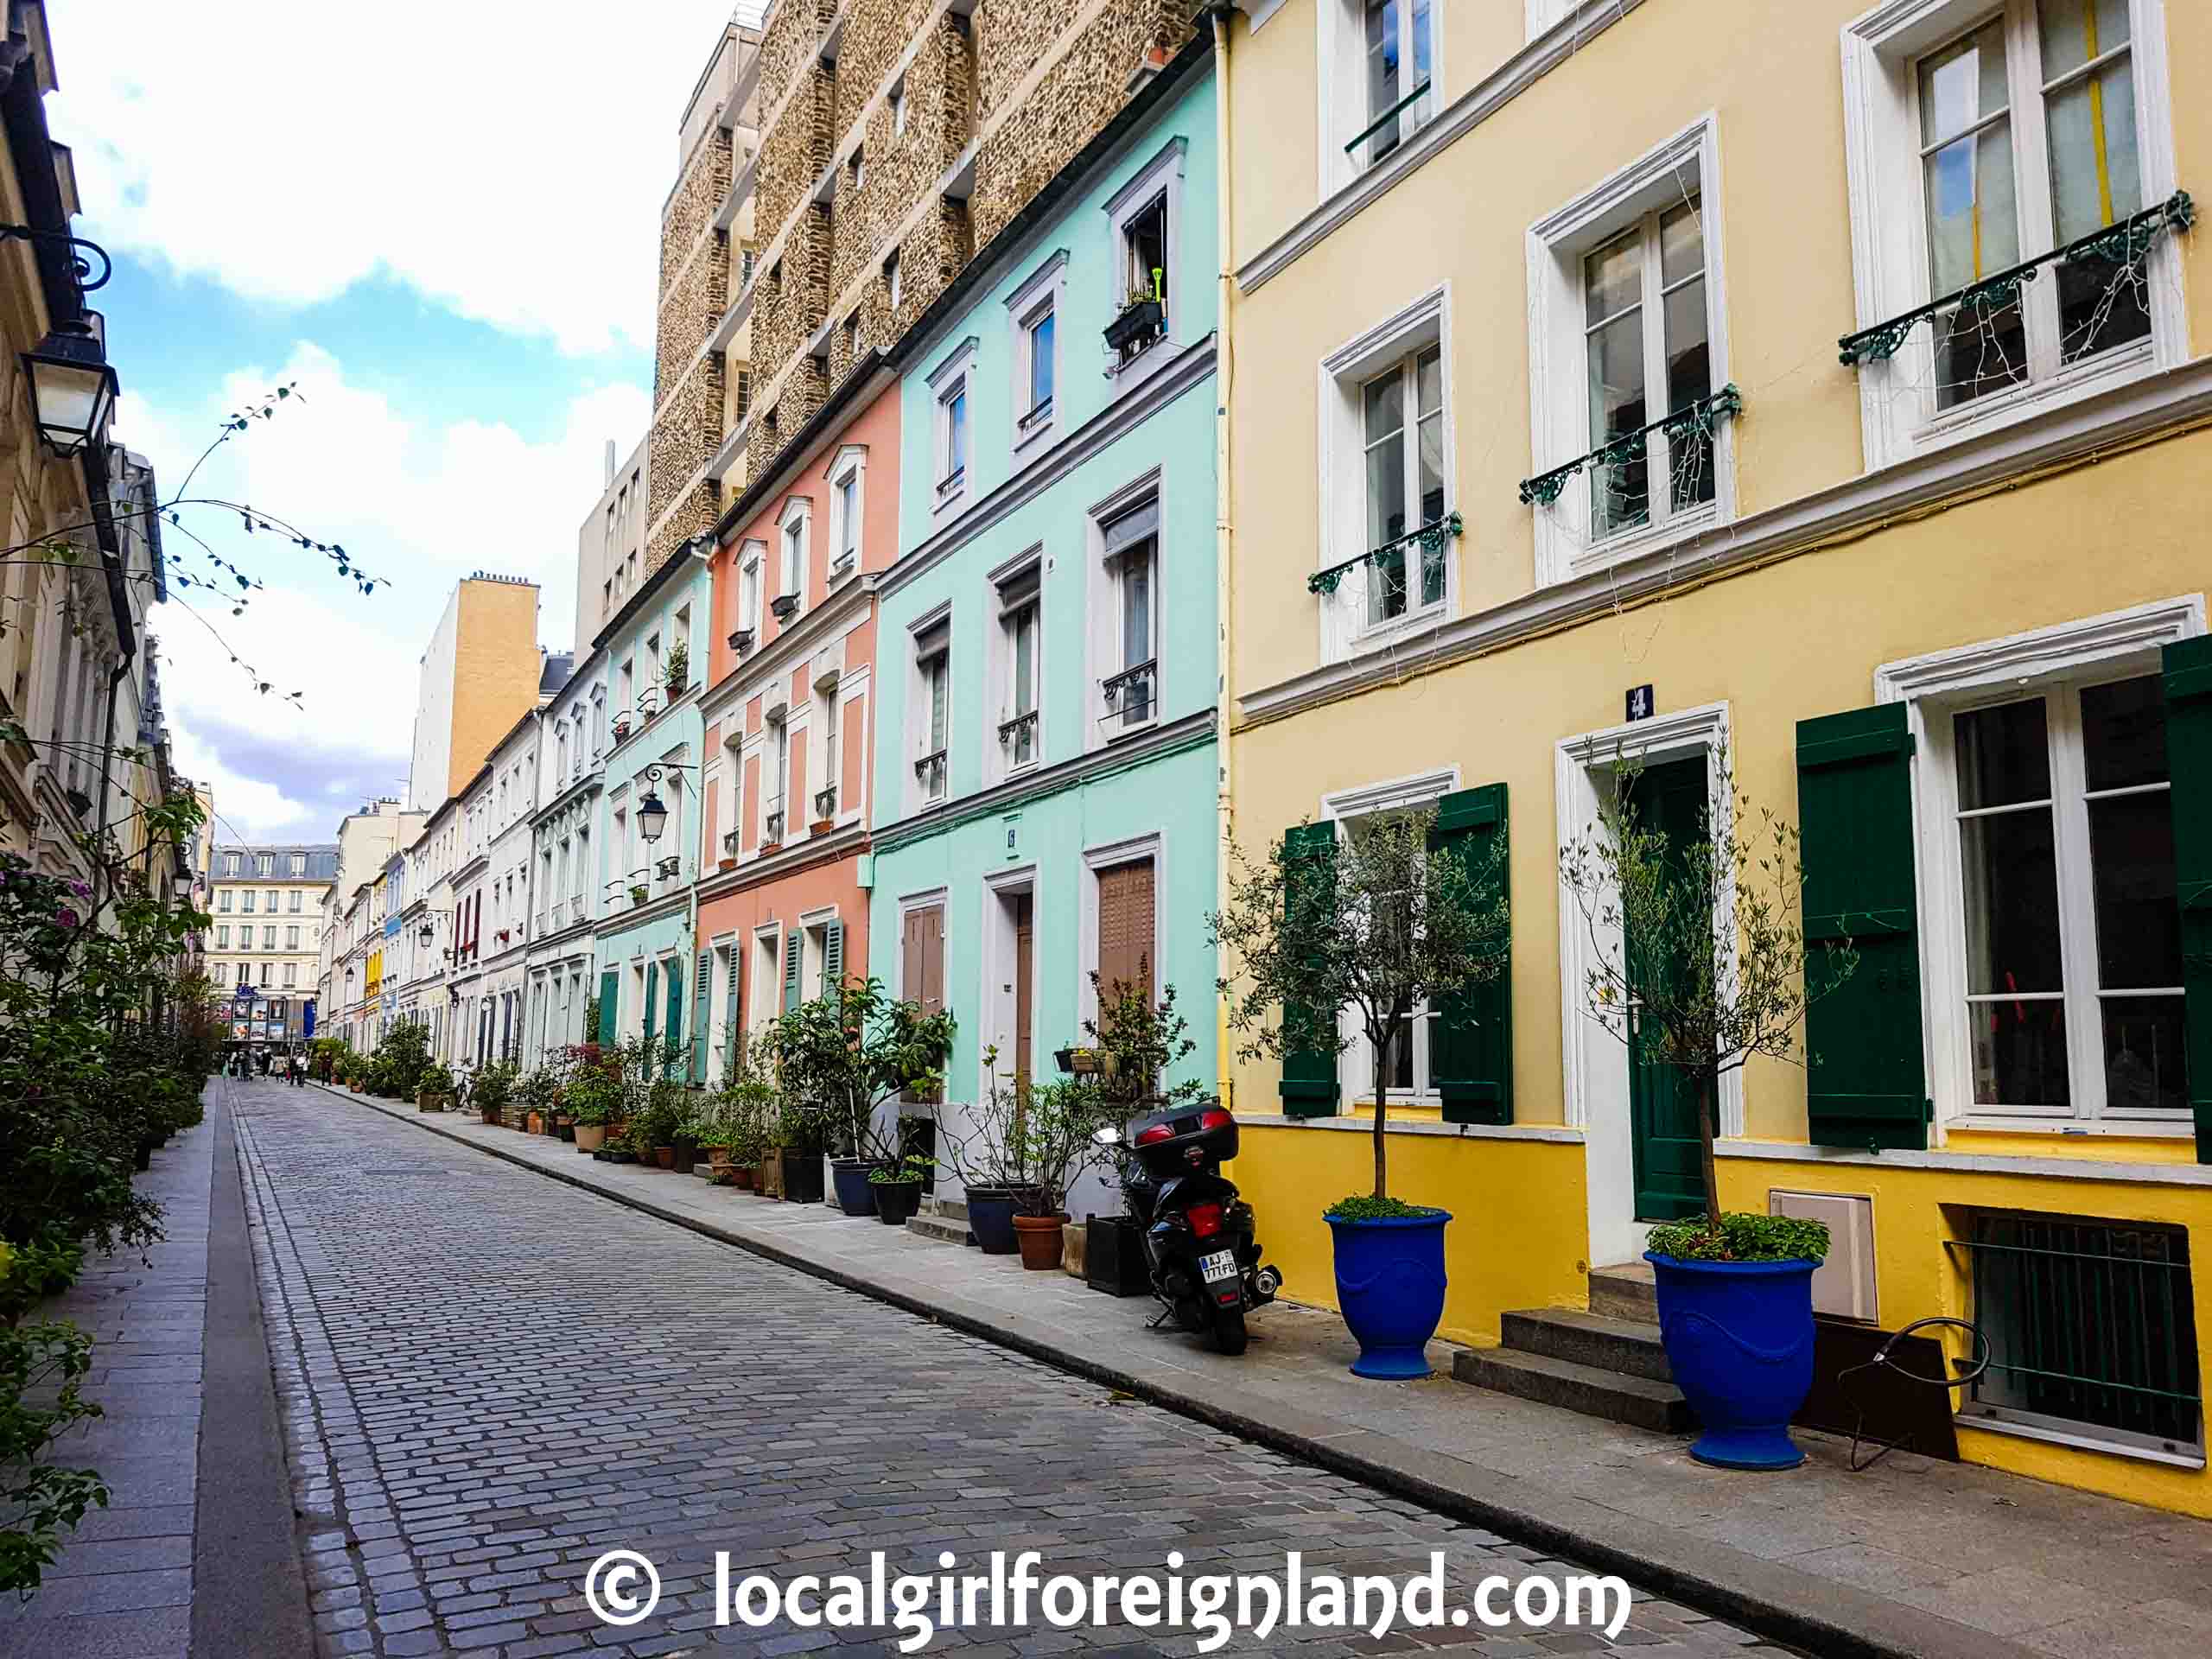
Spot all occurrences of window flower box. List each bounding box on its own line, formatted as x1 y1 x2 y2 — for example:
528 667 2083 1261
1103 296 1164 359
771 593 800 621
813 786 836 824
728 627 754 653
628 884 648 906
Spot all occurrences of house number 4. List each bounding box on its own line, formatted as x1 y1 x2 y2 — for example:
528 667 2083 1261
1625 684 1654 722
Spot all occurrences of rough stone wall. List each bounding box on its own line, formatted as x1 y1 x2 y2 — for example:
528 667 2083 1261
660 126 733 301
656 231 730 404
970 0 1185 254
757 0 824 129
645 349 726 573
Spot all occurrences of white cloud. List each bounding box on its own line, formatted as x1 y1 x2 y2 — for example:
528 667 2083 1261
48 0 745 354
115 346 650 840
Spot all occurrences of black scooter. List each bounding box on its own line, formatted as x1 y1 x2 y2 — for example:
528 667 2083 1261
1096 1102 1281 1355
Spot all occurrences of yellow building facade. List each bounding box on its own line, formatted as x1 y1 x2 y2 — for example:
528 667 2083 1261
1219 0 2212 1514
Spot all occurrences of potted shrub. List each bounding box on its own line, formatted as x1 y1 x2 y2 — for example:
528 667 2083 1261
566 1055 620 1152
628 883 649 906
612 711 633 742
1006 1077 1117 1271
761 977 954 1217
1560 758 1855 1469
1214 803 1510 1379
416 1064 455 1112
665 639 690 696
867 1154 932 1227
937 1051 1039 1255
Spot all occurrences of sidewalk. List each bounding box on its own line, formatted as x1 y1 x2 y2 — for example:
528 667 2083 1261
316 1081 2212 1659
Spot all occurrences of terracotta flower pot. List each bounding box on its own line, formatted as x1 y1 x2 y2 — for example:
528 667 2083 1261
525 1111 543 1135
654 1145 676 1170
734 1165 756 1192
1012 1213 1068 1272
574 1123 607 1153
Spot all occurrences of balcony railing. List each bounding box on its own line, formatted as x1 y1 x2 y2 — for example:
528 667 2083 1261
1309 512 1465 597
998 709 1039 768
1518 386 1742 508
1100 659 1156 731
934 467 966 503
1840 191 2195 366
913 748 948 801
1344 79 1431 169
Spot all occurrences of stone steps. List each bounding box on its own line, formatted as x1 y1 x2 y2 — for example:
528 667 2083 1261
1499 1306 1675 1383
906 1212 973 1246
1451 1345 1691 1433
1587 1261 1659 1323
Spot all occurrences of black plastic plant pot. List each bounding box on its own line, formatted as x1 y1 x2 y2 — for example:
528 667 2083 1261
781 1151 826 1205
1084 1213 1151 1297
1103 298 1164 353
873 1179 924 1227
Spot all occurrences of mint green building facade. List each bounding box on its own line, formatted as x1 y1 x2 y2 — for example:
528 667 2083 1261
868 53 1220 1205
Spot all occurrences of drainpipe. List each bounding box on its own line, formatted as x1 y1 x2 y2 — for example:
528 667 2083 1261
1207 3 1236 1110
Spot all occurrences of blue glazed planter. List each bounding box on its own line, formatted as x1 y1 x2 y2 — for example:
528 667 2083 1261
966 1188 1022 1255
1327 1211 1452 1379
829 1158 880 1217
1645 1252 1819 1470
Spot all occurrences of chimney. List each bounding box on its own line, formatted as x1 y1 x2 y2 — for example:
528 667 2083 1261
604 440 616 486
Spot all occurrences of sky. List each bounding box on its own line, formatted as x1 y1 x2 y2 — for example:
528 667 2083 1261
47 0 754 844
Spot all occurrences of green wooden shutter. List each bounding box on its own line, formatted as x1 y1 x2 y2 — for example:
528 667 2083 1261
823 920 844 995
690 950 711 1084
1428 783 1511 1125
2160 637 2212 1161
643 960 658 1054
1279 821 1341 1116
783 928 802 1011
722 950 742 1080
597 969 618 1046
664 956 683 1077
1797 703 1929 1151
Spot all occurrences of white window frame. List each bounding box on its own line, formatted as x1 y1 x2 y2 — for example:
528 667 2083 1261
1102 138 1187 394
1316 284 1455 663
1874 594 2205 1139
1318 0 1445 200
927 337 976 515
1320 766 1462 1109
1087 473 1163 752
777 500 809 613
1005 251 1067 458
1840 0 2183 472
761 706 791 845
737 539 766 640
824 445 866 584
1527 115 1733 588
909 606 953 810
989 549 1044 782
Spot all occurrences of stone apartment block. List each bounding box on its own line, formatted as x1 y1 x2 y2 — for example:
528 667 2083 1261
738 0 1200 492
644 13 766 575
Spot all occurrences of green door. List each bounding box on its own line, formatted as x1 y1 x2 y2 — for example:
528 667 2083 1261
1628 757 1710 1221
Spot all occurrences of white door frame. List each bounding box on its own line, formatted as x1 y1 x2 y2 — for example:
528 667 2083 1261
1555 700 1736 1269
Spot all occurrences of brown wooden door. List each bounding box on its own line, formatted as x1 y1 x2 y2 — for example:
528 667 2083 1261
1013 894 1034 1083
902 905 945 1014
1096 859 1156 1004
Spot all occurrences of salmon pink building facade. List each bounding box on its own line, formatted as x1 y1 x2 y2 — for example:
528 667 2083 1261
694 365 901 1075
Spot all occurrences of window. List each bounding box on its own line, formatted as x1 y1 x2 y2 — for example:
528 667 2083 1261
1360 344 1446 626
847 147 865 192
216 925 230 949
1527 118 1732 584
283 963 297 988
1096 857 1156 1003
289 889 302 912
226 853 239 875
242 890 257 914
999 571 1040 772
257 962 270 986
1099 499 1158 735
1942 673 2183 1122
819 689 840 819
1025 309 1055 422
287 925 300 950
779 505 806 603
826 448 864 577
290 854 305 874
1582 199 1711 542
1841 0 2180 463
842 311 860 364
262 925 276 950
1103 139 1185 384
766 715 791 841
257 854 272 875
1354 0 1434 169
219 890 232 912
1962 1212 2200 1459
936 380 969 506
889 76 906 137
739 543 764 638
915 620 950 805
884 249 901 311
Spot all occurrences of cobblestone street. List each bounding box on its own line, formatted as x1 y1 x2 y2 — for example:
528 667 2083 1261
226 1079 1777 1658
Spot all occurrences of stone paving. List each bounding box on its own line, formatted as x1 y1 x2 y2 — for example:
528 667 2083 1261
0 1097 212 1658
232 1079 1781 1657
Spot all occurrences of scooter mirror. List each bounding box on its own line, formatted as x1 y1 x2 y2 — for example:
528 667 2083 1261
1091 1125 1123 1147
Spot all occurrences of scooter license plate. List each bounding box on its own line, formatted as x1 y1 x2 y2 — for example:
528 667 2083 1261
1198 1249 1238 1285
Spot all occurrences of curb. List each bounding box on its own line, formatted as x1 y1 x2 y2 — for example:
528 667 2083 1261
306 1079 2036 1659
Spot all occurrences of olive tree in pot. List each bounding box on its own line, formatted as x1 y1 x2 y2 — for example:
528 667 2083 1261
563 1051 621 1152
765 978 954 1217
1559 754 1854 1469
938 1049 1040 1254
940 1050 1119 1268
1212 803 1508 1378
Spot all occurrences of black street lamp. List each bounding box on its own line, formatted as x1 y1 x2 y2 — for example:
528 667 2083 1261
637 788 669 844
19 315 118 459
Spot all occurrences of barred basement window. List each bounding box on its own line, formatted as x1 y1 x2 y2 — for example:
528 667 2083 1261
1955 1211 2202 1461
